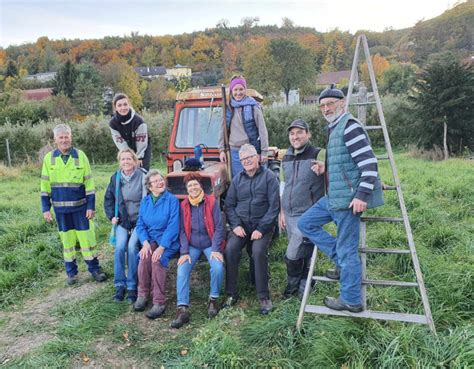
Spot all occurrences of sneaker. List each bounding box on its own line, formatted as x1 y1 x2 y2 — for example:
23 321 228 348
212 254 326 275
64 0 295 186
134 296 147 312
259 299 273 315
91 270 107 283
207 298 219 318
323 296 363 313
127 289 137 303
170 306 190 328
325 268 341 280
113 286 126 302
221 296 238 309
66 275 77 286
146 304 166 320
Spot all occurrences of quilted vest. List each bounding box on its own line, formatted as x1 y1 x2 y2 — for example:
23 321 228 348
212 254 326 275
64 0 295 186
327 113 384 210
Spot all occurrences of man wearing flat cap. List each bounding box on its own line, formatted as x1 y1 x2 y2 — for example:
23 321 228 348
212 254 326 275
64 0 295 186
298 84 384 312
280 118 325 299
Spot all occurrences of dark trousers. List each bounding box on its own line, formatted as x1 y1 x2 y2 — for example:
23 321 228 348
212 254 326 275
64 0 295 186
225 229 273 300
137 243 167 305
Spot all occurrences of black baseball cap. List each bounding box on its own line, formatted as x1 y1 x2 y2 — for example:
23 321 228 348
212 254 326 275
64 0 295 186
287 118 309 132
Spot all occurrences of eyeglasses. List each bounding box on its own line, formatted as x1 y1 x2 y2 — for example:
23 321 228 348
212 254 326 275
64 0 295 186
149 178 164 184
319 101 338 110
239 154 257 163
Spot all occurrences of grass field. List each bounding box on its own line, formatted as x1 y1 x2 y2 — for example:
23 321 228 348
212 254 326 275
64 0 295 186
0 153 473 368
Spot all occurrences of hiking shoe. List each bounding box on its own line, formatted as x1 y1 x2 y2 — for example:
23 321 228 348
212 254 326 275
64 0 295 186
325 268 341 280
170 306 190 328
91 270 107 282
113 286 126 302
146 304 166 320
127 289 137 303
259 299 273 315
221 296 238 309
323 296 363 313
207 298 219 318
133 296 147 312
66 275 77 286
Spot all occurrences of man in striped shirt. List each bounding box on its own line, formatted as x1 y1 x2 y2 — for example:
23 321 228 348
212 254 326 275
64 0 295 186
298 84 383 312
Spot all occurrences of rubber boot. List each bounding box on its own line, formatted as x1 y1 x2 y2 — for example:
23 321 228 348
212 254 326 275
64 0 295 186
283 256 304 299
298 238 315 299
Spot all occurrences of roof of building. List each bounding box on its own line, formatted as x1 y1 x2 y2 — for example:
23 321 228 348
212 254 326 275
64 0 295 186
134 66 166 77
317 70 351 85
22 88 53 101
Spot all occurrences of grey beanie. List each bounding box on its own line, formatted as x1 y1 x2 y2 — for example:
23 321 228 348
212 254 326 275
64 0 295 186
318 83 345 103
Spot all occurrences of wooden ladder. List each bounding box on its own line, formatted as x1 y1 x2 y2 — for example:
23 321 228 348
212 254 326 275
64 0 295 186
297 34 436 334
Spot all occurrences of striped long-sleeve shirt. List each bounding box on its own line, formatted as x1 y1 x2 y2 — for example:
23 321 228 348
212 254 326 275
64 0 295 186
329 118 378 203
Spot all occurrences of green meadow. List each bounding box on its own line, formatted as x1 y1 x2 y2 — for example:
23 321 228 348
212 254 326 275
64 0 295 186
0 153 472 368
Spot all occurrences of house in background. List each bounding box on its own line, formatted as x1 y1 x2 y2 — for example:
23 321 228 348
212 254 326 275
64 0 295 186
303 70 355 105
165 65 192 80
134 66 167 80
135 65 192 81
22 88 53 101
271 90 300 107
24 72 57 82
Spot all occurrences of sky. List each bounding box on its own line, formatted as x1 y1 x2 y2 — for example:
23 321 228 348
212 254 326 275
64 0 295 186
0 0 460 48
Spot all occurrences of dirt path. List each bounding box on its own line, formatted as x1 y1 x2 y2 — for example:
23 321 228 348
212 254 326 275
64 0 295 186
0 274 105 365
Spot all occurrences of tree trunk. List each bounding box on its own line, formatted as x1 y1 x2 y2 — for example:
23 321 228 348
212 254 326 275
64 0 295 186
285 89 290 105
443 119 449 160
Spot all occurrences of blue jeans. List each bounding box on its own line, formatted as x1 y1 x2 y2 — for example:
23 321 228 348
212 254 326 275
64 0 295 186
230 149 244 178
298 196 362 305
176 246 224 306
114 226 140 290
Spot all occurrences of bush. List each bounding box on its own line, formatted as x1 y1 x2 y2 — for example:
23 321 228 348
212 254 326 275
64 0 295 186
0 110 173 165
0 100 49 125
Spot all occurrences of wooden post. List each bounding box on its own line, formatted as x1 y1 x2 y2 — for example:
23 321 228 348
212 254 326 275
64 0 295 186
357 82 367 126
6 139 12 167
221 85 232 181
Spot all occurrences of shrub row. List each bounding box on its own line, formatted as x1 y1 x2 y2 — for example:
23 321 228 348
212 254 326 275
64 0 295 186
0 96 414 165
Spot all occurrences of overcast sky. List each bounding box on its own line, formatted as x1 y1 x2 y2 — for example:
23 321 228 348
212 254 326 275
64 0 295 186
0 0 459 48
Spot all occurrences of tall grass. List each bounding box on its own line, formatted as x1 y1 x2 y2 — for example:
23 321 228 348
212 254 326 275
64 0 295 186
1 154 473 368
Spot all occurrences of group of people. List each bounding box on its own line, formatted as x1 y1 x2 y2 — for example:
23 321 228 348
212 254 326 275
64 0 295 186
40 77 383 329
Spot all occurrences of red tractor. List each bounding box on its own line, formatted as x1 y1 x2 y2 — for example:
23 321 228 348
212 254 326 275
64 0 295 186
165 86 281 200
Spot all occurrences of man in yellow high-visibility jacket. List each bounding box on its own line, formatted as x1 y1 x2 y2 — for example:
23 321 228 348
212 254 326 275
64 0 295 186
41 124 107 285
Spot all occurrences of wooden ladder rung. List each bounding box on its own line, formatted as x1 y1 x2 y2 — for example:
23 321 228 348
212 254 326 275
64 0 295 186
365 125 383 130
360 247 410 254
361 216 404 223
349 101 377 106
382 184 396 190
304 305 428 324
377 155 390 160
314 276 418 287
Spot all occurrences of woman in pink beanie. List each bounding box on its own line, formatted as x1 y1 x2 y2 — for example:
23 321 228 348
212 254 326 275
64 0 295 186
218 75 269 177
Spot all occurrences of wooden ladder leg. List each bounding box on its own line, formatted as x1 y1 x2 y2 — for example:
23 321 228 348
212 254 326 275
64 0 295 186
297 246 318 330
360 221 368 310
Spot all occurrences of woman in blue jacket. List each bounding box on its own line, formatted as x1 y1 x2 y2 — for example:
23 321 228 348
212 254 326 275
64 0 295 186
104 149 147 303
134 170 180 320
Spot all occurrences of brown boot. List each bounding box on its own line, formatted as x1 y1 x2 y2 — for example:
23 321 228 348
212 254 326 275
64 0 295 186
170 306 190 329
207 298 219 318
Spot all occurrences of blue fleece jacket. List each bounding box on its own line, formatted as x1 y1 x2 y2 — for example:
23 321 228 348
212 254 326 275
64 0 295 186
136 190 180 267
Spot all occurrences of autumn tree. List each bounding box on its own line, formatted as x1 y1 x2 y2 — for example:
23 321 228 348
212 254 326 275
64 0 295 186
360 54 390 86
410 52 474 158
242 45 281 99
268 38 314 104
144 78 174 111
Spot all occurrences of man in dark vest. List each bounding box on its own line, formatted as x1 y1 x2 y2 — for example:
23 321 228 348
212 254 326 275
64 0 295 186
298 84 384 312
280 119 325 299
